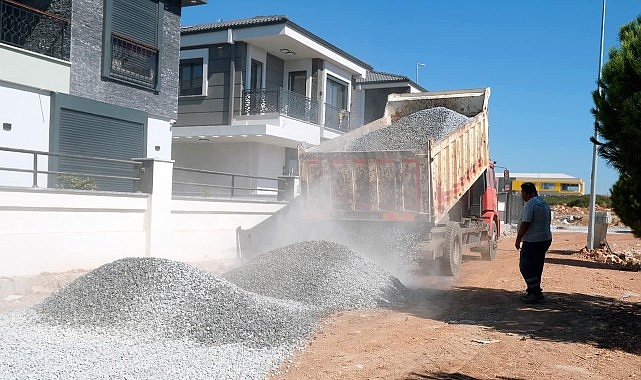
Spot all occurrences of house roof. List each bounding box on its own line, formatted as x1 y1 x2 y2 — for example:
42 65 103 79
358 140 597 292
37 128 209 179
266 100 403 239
356 71 427 91
181 15 373 71
508 173 583 180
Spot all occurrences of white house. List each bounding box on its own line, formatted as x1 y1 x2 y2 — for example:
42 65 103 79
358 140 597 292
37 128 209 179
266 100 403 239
173 15 425 197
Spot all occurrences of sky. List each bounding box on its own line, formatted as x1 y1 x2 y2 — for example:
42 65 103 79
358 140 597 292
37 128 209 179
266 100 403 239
181 0 641 195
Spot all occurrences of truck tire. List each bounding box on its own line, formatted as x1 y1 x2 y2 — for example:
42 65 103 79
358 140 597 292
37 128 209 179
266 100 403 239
441 221 462 276
480 220 498 261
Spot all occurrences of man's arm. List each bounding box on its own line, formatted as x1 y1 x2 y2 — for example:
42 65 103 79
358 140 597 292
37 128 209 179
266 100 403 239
515 222 531 250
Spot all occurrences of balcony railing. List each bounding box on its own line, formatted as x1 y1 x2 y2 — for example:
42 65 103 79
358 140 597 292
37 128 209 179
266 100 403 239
0 146 143 193
242 88 320 125
324 103 350 132
0 0 70 60
172 166 284 199
109 33 158 89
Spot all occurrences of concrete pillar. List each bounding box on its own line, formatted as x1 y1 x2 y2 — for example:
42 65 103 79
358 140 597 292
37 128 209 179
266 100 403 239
135 158 174 258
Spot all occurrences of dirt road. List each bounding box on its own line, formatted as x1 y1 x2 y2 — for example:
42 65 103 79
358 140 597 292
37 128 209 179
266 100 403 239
270 231 641 380
1 230 639 380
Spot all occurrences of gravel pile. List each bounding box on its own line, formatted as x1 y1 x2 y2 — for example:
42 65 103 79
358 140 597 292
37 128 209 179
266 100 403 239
347 106 470 151
34 257 319 347
223 240 412 312
0 241 413 379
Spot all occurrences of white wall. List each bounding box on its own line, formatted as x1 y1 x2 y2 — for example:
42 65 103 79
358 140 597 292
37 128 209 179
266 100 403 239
0 85 51 187
147 117 173 160
0 188 148 276
169 198 286 263
0 44 70 93
0 182 288 278
172 140 286 195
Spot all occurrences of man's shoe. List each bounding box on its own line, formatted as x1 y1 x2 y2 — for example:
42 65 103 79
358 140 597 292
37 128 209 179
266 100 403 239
521 292 545 304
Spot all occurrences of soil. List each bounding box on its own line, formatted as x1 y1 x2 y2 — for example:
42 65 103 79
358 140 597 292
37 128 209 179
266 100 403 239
270 230 641 380
1 212 640 380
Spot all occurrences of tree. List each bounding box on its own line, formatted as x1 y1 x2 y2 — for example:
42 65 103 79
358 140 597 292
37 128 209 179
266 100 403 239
592 15 641 237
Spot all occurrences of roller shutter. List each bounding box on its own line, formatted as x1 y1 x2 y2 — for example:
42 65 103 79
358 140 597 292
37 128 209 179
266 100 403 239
57 108 145 192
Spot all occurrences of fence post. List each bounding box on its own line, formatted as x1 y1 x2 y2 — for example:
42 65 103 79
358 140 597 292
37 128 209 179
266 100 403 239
32 152 38 187
134 158 174 258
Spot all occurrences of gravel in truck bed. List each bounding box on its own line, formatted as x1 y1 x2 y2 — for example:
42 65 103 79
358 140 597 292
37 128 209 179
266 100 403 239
0 240 412 379
347 106 470 152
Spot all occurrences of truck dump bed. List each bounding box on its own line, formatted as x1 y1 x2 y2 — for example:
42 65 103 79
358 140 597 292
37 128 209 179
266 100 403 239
299 88 491 224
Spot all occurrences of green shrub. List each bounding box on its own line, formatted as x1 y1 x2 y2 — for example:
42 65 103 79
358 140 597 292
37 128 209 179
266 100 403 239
543 194 611 208
57 175 98 190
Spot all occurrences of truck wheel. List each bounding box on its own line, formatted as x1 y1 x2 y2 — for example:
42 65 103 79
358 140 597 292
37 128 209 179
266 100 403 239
481 220 498 261
441 222 462 276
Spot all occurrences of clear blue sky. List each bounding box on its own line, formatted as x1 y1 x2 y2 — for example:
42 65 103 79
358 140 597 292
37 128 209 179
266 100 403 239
182 0 641 195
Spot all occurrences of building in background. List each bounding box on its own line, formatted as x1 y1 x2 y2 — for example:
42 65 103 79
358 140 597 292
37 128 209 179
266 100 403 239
0 0 206 191
504 172 585 196
173 15 425 196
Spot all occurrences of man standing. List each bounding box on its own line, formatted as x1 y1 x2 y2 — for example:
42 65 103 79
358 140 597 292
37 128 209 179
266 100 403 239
515 182 552 304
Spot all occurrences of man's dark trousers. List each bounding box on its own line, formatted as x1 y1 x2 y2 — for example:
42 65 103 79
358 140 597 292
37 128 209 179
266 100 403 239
519 239 552 295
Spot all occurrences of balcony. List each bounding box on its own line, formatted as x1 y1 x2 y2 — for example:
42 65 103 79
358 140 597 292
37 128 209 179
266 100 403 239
0 0 70 61
324 103 350 132
242 88 319 125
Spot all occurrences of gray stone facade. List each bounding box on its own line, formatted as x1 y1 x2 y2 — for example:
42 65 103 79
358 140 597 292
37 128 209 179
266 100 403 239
68 0 181 120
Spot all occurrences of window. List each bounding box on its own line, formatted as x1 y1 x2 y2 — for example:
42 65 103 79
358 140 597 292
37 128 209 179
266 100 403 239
561 183 581 192
326 76 348 109
541 182 555 190
103 0 163 90
250 59 263 91
179 48 208 97
179 59 203 96
288 71 306 95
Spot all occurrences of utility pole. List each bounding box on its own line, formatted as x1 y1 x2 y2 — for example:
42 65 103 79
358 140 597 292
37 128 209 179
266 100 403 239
416 63 425 85
587 0 607 250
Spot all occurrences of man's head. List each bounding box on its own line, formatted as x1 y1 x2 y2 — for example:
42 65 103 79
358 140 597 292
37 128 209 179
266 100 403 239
520 182 538 201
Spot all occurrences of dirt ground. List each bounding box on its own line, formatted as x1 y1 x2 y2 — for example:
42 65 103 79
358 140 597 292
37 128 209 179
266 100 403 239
270 230 641 380
1 218 640 380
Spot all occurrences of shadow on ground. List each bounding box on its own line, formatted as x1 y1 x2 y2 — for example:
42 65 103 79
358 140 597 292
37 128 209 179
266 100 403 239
401 285 641 355
404 372 525 380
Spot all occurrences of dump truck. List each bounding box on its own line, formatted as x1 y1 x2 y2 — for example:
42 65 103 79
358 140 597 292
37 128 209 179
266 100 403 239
297 88 502 275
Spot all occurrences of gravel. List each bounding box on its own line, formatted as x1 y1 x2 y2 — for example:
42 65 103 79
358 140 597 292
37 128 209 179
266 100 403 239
223 240 412 312
347 106 470 151
0 241 412 379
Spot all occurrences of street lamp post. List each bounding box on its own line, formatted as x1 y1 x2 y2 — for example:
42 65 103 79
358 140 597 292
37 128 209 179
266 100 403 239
587 0 607 250
416 63 425 84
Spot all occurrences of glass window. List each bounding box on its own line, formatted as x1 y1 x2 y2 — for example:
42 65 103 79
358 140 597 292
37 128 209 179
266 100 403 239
541 182 555 190
251 60 263 90
326 76 347 109
179 59 204 96
561 183 580 192
288 71 306 95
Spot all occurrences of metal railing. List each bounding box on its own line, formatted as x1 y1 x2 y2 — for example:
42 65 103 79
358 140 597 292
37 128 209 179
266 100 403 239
324 103 350 132
109 33 158 89
241 88 320 125
0 0 70 60
173 166 284 199
0 146 143 192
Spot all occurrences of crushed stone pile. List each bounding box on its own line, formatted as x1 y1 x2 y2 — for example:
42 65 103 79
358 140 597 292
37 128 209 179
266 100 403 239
34 257 320 347
223 240 413 312
1 241 413 379
347 106 470 151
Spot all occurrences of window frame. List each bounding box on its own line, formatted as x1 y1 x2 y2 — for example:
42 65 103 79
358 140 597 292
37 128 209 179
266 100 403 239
102 0 164 92
179 48 208 97
326 75 348 109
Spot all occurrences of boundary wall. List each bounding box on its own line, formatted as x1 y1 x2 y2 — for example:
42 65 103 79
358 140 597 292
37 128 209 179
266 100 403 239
0 159 287 280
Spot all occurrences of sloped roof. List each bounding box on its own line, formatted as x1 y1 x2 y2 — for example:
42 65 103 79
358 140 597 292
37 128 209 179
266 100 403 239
508 173 582 180
181 15 288 33
181 15 372 70
356 71 427 91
